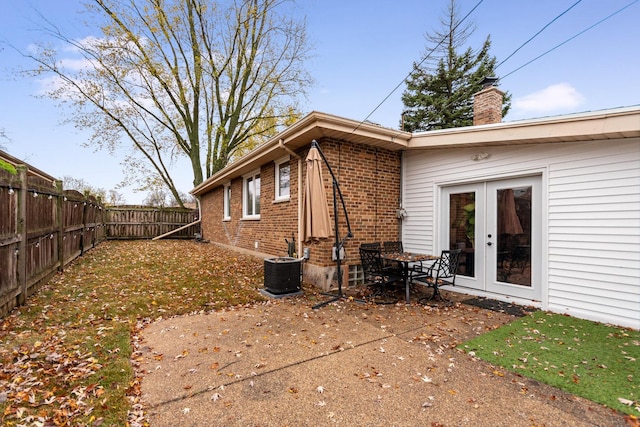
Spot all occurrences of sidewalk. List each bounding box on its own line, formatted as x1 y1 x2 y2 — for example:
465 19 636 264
136 295 625 426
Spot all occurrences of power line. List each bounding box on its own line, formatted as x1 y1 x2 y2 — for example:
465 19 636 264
496 0 583 70
354 0 636 134
351 0 485 133
402 0 638 129
502 0 639 80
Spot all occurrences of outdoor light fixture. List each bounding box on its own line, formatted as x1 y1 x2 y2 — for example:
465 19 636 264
33 192 38 198
471 152 490 161
8 187 14 195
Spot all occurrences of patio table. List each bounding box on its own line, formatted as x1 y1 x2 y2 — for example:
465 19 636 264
381 252 439 304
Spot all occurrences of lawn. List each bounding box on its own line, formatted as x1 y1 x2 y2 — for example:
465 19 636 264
458 310 640 416
2 240 638 425
0 240 266 426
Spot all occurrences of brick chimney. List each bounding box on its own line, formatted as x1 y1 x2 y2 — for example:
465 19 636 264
473 77 504 125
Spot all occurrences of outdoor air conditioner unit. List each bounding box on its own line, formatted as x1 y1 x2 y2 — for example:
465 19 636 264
263 257 302 295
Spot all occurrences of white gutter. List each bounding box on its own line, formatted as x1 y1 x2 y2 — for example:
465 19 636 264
279 139 303 257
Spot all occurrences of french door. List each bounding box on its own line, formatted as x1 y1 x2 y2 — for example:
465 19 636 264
441 176 541 300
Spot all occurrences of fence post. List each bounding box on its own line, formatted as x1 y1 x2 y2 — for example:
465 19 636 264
16 165 27 306
55 180 64 272
80 197 86 255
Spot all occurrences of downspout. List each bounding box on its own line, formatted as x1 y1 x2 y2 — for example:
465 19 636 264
279 139 303 257
398 150 405 242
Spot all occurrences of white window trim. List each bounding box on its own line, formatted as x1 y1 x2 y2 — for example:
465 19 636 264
274 155 291 202
242 169 261 220
223 182 231 221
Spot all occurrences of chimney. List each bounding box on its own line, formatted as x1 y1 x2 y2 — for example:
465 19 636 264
473 77 504 126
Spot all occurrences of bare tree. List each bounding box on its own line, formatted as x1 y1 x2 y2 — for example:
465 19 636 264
23 0 312 207
106 189 126 206
142 186 170 208
0 128 9 150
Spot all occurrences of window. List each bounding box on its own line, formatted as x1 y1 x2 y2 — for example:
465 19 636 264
275 156 291 201
243 170 261 219
348 264 364 287
223 183 231 220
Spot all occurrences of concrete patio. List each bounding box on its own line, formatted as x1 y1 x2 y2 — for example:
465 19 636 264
135 294 625 426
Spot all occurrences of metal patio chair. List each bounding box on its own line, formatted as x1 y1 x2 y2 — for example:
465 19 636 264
383 241 403 254
382 241 404 273
359 246 401 305
411 249 461 305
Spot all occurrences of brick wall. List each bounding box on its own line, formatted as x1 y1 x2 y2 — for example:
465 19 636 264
199 137 401 290
473 86 504 125
200 156 300 257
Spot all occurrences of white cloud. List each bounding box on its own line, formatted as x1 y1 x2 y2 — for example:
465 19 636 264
513 83 585 114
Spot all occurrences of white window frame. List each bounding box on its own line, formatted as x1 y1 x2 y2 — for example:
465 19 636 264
274 155 291 202
223 183 231 220
243 169 261 219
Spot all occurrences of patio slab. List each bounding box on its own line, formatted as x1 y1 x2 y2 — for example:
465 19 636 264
136 295 625 426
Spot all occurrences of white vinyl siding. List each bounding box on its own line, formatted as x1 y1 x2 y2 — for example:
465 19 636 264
403 138 640 329
547 144 640 327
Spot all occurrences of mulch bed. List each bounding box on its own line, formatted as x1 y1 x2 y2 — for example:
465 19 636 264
462 297 538 317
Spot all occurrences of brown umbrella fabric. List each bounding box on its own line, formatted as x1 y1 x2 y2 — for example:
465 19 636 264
302 146 333 241
498 188 524 235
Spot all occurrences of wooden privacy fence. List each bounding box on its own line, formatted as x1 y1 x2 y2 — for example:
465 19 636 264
105 206 200 239
0 151 199 318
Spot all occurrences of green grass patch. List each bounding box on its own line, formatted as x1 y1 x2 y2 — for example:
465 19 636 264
458 310 640 415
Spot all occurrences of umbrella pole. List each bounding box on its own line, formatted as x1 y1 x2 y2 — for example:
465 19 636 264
311 141 357 309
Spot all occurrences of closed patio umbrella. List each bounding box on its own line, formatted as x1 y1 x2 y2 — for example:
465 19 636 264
498 188 524 235
302 145 333 241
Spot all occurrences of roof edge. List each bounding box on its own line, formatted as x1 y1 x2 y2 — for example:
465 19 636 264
408 105 640 148
191 111 410 196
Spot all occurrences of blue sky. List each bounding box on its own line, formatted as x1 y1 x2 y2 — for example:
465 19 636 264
1 0 639 203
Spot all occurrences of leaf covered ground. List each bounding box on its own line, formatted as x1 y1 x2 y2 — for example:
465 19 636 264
0 240 266 426
1 240 638 426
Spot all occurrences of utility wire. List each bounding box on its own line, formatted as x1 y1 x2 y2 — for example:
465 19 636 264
351 0 485 133
406 0 637 129
502 0 639 80
355 0 636 134
496 0 583 69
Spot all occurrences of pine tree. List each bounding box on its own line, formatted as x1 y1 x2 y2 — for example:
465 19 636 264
401 0 510 132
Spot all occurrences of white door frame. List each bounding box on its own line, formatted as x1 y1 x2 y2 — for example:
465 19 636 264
439 175 543 302
486 177 542 300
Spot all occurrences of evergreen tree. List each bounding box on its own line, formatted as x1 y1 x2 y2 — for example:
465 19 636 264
401 0 510 132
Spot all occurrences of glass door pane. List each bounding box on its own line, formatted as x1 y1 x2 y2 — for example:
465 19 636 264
449 192 475 278
495 186 532 286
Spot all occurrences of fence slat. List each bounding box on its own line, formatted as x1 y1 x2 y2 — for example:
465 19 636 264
1 150 199 318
